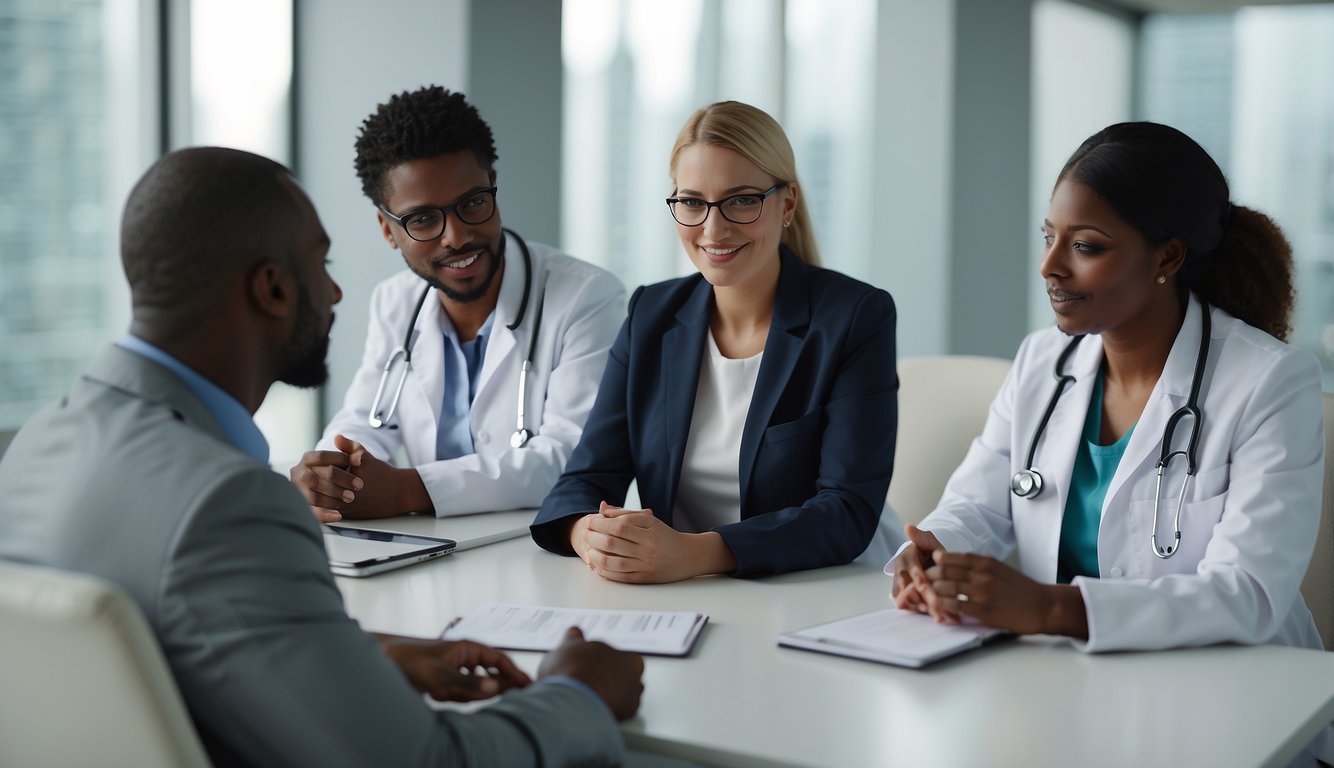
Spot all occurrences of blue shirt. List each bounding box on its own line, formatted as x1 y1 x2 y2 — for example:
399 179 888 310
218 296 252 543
116 334 270 466
1057 368 1134 584
435 311 495 461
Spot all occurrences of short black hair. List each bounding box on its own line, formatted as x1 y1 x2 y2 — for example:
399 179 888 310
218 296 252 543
121 146 300 329
354 86 498 207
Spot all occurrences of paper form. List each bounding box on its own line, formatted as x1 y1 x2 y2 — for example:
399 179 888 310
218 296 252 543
442 601 709 656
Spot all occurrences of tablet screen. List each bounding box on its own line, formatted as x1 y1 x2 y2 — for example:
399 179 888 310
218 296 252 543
323 526 455 566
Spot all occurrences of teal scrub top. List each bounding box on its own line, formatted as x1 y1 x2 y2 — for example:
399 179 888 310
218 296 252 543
1057 368 1135 584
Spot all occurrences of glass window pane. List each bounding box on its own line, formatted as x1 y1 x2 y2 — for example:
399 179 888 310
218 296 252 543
186 0 311 464
1030 0 1134 329
561 0 874 286
0 0 146 430
1141 6 1334 391
785 0 876 279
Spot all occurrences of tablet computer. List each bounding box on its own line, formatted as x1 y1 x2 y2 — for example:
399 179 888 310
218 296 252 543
323 525 456 577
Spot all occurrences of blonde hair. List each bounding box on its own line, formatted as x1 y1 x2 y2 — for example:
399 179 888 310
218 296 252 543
669 101 820 266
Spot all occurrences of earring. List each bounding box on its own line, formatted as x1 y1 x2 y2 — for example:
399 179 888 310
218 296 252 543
1156 276 1166 284
783 220 792 228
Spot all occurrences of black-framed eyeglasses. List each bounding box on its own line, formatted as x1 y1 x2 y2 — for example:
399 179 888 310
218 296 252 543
379 187 498 242
665 182 788 227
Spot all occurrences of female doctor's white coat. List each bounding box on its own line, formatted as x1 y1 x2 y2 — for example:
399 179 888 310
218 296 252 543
918 293 1327 656
319 233 626 516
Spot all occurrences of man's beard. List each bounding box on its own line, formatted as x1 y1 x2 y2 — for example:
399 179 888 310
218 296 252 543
411 238 505 304
277 284 331 388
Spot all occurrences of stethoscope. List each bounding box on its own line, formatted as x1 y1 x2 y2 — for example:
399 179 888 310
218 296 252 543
1009 301 1211 559
368 227 546 449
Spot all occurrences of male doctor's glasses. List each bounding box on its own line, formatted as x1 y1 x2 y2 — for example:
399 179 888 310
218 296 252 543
666 183 788 226
379 187 498 241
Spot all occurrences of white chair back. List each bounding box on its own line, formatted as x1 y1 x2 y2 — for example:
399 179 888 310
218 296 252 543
0 560 211 768
1300 392 1334 650
890 355 1011 526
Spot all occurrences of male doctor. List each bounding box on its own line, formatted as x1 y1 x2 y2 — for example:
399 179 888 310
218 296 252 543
291 86 625 520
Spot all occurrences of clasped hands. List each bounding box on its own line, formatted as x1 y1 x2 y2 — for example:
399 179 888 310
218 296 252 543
891 524 1082 636
290 433 428 521
569 502 735 584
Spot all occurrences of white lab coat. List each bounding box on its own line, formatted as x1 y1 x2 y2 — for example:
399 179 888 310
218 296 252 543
921 294 1327 656
320 233 626 516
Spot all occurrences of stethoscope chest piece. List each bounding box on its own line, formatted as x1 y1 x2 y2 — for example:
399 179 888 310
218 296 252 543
1010 469 1043 498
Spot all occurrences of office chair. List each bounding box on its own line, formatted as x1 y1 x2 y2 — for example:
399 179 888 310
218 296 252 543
1300 392 1334 651
0 560 211 768
889 355 1011 527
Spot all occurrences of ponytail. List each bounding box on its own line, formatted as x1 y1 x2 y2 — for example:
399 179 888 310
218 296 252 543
1060 123 1296 342
1185 205 1295 341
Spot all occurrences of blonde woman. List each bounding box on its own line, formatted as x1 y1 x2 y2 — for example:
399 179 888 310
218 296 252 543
531 101 902 583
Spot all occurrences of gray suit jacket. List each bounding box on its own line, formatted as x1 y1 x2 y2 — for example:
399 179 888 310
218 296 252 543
0 345 623 767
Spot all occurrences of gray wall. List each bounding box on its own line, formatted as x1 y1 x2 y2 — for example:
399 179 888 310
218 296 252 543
297 0 470 418
467 0 563 245
875 0 1034 360
948 0 1034 357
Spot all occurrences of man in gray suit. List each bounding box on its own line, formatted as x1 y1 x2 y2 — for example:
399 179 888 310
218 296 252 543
0 147 642 767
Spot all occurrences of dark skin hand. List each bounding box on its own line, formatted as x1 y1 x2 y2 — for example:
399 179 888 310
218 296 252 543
538 626 645 720
892 525 1089 639
375 634 532 701
290 434 431 521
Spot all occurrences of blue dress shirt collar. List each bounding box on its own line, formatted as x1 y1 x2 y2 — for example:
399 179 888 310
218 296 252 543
116 334 271 466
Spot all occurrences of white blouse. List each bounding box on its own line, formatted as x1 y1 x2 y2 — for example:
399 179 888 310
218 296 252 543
672 331 763 533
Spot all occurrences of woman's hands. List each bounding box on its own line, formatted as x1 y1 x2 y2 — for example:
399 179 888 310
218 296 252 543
889 524 946 617
892 524 1088 639
568 502 738 584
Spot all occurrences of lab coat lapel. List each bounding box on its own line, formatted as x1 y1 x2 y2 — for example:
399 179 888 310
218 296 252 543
661 280 712 522
1102 295 1207 517
738 253 809 512
474 233 524 408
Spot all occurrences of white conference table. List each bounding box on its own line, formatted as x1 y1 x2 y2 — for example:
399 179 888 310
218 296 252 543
336 511 1334 768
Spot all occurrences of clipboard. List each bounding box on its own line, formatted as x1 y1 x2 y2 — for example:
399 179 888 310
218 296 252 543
778 608 1008 668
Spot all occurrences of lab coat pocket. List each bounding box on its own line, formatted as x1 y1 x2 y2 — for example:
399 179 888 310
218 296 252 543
1134 490 1228 578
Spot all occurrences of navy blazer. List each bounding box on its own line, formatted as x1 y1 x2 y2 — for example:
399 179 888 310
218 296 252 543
531 250 898 577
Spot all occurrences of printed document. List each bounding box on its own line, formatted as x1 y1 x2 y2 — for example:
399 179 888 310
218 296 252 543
443 601 708 657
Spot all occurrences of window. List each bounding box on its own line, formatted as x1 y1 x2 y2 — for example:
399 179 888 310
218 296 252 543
560 0 876 287
182 0 312 464
1029 0 1134 330
1141 5 1334 390
0 0 313 461
0 0 151 430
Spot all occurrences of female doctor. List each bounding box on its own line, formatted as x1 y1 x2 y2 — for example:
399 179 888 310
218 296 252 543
531 101 903 583
891 123 1327 678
